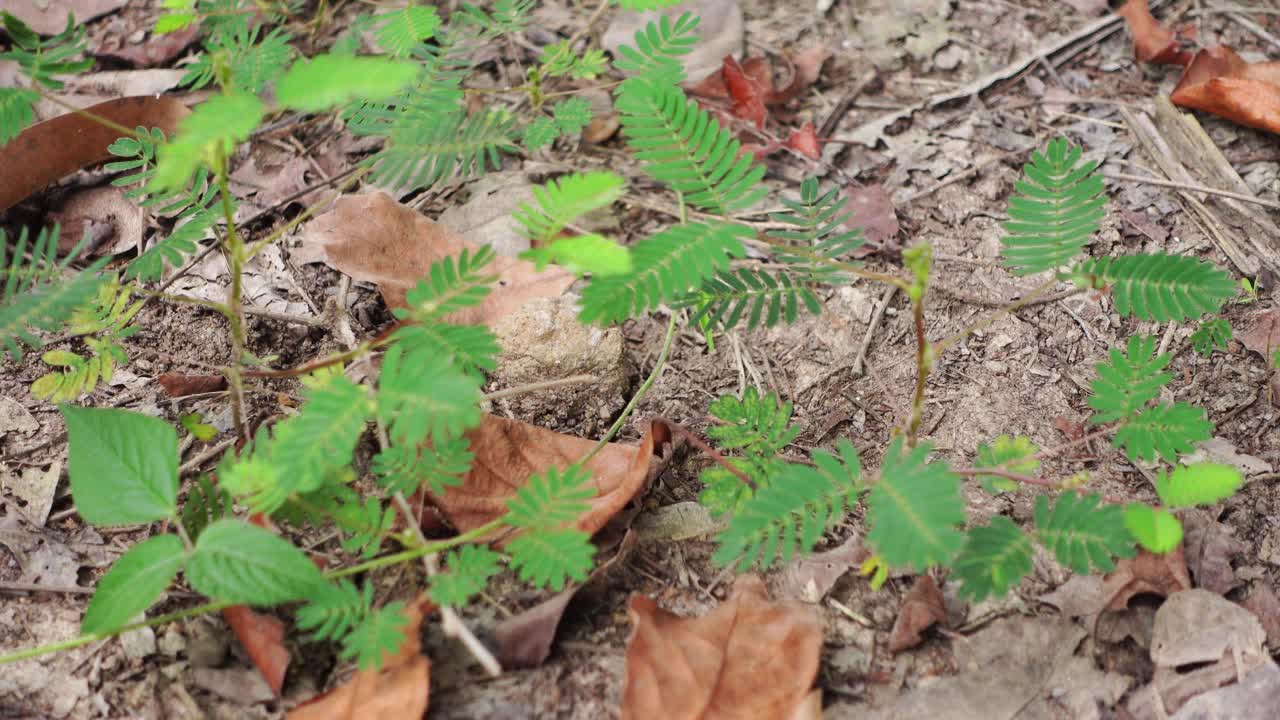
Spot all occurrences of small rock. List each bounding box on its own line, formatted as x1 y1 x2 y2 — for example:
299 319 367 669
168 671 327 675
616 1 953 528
490 297 627 435
0 396 38 437
120 624 157 660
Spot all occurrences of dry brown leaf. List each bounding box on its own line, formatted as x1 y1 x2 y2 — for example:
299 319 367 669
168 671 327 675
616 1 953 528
6 0 127 35
1170 46 1280 136
844 184 900 252
494 530 637 668
222 606 290 697
888 575 949 653
778 534 866 603
1102 546 1193 610
1237 310 1280 360
157 372 228 398
0 96 189 212
419 415 670 538
1180 509 1246 595
288 597 433 720
93 26 200 68
621 574 822 720
48 186 144 256
1240 584 1280 649
1116 0 1193 66
295 192 575 323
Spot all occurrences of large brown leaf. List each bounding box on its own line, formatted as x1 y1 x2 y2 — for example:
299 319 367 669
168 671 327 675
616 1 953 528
0 96 189 212
288 597 433 720
1115 0 1193 66
294 192 575 324
621 574 822 720
419 415 670 539
1170 46 1280 135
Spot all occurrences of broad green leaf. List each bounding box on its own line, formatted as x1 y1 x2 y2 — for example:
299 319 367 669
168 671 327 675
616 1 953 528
1155 463 1244 508
521 234 633 276
1124 504 1183 554
952 517 1034 602
1034 493 1134 574
276 55 420 112
82 534 186 634
186 519 326 604
62 406 178 525
866 437 965 572
151 93 264 192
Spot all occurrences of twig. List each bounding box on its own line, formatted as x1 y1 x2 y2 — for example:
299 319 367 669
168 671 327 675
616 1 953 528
852 285 896 377
953 466 1062 489
0 581 93 595
932 282 1081 310
1227 12 1280 52
653 417 756 490
482 375 599 402
1103 171 1280 212
581 313 678 463
179 438 236 477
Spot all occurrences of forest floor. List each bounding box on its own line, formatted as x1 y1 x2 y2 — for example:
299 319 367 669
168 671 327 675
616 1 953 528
3 0 1280 718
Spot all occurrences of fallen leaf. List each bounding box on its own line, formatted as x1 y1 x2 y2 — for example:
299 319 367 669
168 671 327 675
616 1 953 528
621 574 822 720
288 597 433 720
1184 437 1272 477
222 606 290 696
5 0 128 36
494 529 637 668
1171 46 1280 136
768 45 831 105
294 192 575 323
0 96 189 212
1102 546 1193 611
436 172 538 257
48 186 144 256
419 415 671 539
1039 574 1109 619
1151 589 1267 669
1116 0 1194 66
1166 662 1280 720
778 535 866 603
1 459 62 527
93 26 200 68
1239 584 1280 649
157 373 228 398
721 56 767 129
786 122 821 160
230 152 312 210
688 48 828 108
888 575 949 653
601 0 744 85
1180 509 1246 594
633 501 728 543
1237 309 1280 360
844 184 900 251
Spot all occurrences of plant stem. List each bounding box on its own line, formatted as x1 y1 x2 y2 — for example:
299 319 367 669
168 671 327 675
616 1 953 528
328 519 504 579
482 374 598 401
1032 426 1113 461
580 312 678 464
752 233 909 290
953 466 1063 489
905 296 930 446
654 417 756 490
214 147 248 441
36 90 141 138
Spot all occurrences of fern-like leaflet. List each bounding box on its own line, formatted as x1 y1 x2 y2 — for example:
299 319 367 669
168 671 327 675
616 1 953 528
1001 138 1105 275
952 516 1034 602
1073 253 1235 322
0 12 91 142
431 545 503 607
1034 493 1134 574
1087 335 1171 424
1189 318 1231 356
504 466 596 591
373 5 442 57
182 24 294 94
1 226 109 360
613 12 699 85
682 268 821 332
369 109 517 191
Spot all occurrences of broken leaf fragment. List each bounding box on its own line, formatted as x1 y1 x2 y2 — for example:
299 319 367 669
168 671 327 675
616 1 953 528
621 574 821 720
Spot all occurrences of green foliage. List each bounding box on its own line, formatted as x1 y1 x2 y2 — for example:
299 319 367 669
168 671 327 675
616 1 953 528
505 466 594 528
1112 402 1212 463
82 535 187 634
373 438 472 496
613 12 699 85
506 530 595 591
685 268 822 332
151 93 265 192
514 172 626 245
713 440 862 570
523 117 560 151
866 438 965 572
342 602 410 670
1088 335 1171 424
1034 493 1134 574
952 517 1034 602
0 87 38 145
538 41 608 79
454 0 536 35
1073 253 1236 322
182 25 293 94
974 435 1040 493
553 97 593 134
578 221 748 324
0 12 92 92
394 246 497 323
62 407 178 526
1001 138 1104 275
297 581 372 647
696 388 800 515
368 108 517 191
1124 504 1183 553
524 234 633 276
374 5 441 57
768 176 866 282
504 466 596 591
1 226 109 360
431 545 503 607
271 373 373 492
179 475 232 542
186 519 327 604
614 78 766 214
389 322 498 377
377 344 482 445
276 55 420 113
616 0 685 9
1155 463 1243 508
1189 318 1232 356
32 282 141 402
334 497 397 558
124 213 214 283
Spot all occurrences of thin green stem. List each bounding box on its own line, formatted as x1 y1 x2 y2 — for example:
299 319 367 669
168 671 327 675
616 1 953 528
243 167 369 261
328 519 504 579
35 89 140 139
215 147 248 441
580 312 678 464
753 233 909 290
934 278 1074 353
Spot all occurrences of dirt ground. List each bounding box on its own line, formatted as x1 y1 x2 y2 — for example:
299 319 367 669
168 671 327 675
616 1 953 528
3 0 1280 718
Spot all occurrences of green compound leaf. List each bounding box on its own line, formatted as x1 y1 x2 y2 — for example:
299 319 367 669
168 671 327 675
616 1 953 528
0 87 37 145
866 438 965 572
343 601 410 671
270 373 372 494
522 116 559 150
186 519 327 605
506 528 594 591
151 93 264 193
1001 137 1105 275
377 343 482 445
1034 493 1134 574
430 545 502 607
974 434 1041 493
1073 253 1236 322
613 11 699 85
276 55 420 113
952 517 1034 602
552 97 593 134
1087 335 1172 424
1189 318 1231 356
82 534 186 634
1155 463 1244 508
505 465 594 530
1124 504 1183 554
1112 402 1213 464
373 5 440 57
62 406 178 525
706 386 801 455
514 171 626 245
682 268 822 332
522 234 633 276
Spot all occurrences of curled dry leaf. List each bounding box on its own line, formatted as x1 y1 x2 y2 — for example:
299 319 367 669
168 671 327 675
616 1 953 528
1239 583 1280 649
888 575 949 653
494 529 637 668
1237 310 1280 360
722 57 768 129
6 0 128 35
1102 546 1193 611
786 122 821 161
1115 0 1193 66
222 606 290 697
419 415 671 539
688 47 829 108
1152 589 1267 670
621 574 822 720
1180 509 1246 595
0 96 189 212
93 26 200 68
48 186 144 256
778 534 866 603
157 372 228 398
288 597 433 720
295 192 575 323
844 184 900 252
1171 47 1280 136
